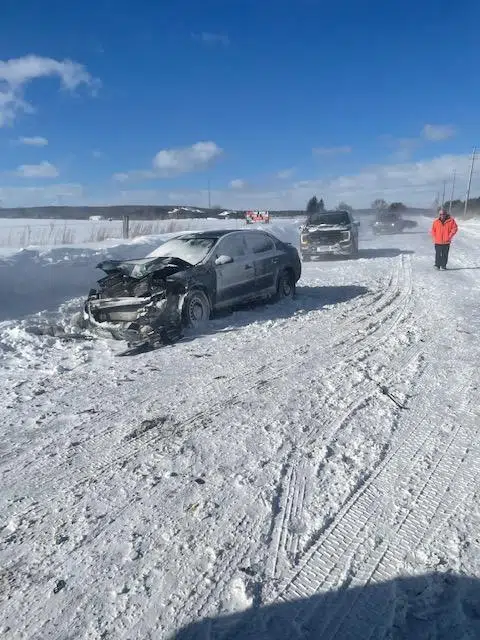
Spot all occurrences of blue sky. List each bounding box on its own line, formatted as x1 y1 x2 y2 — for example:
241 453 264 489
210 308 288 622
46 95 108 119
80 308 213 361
1 0 480 209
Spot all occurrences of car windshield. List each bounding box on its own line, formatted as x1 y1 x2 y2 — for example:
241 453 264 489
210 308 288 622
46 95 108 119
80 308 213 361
148 236 217 264
378 213 398 222
307 212 350 226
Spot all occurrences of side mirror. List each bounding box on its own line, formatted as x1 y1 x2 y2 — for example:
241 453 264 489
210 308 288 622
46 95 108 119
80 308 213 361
215 255 234 266
353 220 360 227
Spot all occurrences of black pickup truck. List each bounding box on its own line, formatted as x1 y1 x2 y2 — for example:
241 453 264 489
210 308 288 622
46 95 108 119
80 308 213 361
300 210 360 260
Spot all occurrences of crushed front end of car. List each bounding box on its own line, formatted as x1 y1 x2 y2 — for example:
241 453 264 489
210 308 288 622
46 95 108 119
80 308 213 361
84 256 191 348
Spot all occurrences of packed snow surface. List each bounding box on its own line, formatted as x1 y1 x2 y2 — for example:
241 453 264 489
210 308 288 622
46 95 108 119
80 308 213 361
1 216 480 639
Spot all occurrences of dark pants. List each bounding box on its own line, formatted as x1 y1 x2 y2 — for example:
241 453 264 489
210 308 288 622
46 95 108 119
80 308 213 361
435 243 450 268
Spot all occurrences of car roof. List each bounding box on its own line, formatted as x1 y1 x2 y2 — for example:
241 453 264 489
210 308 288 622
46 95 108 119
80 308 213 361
177 228 272 240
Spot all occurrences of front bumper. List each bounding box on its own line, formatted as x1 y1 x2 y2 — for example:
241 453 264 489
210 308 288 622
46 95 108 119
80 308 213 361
301 241 355 257
84 293 183 345
372 225 402 234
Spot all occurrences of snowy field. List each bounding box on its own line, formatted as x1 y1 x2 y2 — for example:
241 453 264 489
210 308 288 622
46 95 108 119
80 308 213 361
0 216 250 253
1 215 480 639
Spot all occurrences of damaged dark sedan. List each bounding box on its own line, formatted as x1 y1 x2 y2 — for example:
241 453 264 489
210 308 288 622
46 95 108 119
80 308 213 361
84 229 301 349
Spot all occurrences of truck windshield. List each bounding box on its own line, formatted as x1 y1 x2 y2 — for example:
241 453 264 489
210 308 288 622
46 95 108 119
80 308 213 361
307 212 350 226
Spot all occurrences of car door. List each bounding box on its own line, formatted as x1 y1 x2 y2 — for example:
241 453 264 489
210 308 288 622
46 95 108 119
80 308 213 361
244 231 278 294
212 232 256 307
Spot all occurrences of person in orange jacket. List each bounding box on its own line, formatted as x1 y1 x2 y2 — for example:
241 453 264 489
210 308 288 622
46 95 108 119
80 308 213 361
431 208 458 270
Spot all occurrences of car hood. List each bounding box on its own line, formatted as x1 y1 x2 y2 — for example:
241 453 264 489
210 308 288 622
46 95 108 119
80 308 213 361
303 224 350 231
96 256 193 279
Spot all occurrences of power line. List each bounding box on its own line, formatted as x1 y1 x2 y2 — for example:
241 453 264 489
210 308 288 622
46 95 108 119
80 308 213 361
464 147 476 217
448 170 456 213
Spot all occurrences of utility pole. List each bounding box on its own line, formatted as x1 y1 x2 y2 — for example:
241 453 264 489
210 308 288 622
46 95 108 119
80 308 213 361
448 169 456 213
464 146 476 217
207 178 211 209
441 180 446 207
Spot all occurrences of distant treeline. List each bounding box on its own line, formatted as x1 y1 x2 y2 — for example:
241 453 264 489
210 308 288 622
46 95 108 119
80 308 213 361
443 197 480 217
0 204 434 221
0 205 308 220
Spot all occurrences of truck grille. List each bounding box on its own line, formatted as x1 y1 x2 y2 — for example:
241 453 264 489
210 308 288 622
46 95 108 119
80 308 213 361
306 230 346 243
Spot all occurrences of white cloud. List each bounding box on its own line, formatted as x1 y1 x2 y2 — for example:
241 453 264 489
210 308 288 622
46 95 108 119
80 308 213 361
112 169 156 182
112 172 130 182
194 32 230 46
229 179 246 189
15 161 59 178
389 137 419 162
110 153 477 210
276 168 295 179
115 141 223 181
153 141 222 175
0 55 99 127
0 183 83 206
17 136 48 146
312 145 352 156
1 152 474 211
288 153 472 208
422 124 456 142
382 124 457 161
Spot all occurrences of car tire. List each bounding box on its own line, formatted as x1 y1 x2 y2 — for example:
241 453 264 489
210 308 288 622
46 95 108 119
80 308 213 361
276 269 295 300
350 242 359 259
182 289 212 328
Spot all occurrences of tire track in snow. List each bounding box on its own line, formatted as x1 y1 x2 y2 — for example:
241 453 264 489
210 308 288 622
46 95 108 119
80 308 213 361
266 366 479 639
314 413 479 640
266 341 425 582
265 254 416 579
164 255 418 633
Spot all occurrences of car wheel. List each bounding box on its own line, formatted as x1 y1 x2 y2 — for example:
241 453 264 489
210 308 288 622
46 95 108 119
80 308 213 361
182 290 211 328
276 269 295 300
350 242 359 259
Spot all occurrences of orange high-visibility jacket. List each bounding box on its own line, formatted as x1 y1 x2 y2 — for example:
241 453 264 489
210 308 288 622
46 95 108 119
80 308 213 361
431 216 458 244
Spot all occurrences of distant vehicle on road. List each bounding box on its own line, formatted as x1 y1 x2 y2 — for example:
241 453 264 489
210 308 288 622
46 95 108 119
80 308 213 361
245 210 270 224
300 210 360 260
372 211 417 234
84 229 301 349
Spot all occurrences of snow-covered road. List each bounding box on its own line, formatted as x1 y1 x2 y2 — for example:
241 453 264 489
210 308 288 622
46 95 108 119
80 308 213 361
1 217 479 639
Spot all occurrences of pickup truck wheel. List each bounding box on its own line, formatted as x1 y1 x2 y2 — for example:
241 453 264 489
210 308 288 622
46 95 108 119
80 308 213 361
182 290 211 328
276 269 295 300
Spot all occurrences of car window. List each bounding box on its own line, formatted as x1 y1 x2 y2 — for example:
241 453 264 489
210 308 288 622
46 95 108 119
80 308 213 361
216 233 247 258
307 212 350 226
245 232 275 254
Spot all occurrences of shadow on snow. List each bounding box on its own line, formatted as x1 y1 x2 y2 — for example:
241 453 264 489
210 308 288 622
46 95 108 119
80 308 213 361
445 266 480 271
307 249 414 262
358 248 415 259
173 572 480 640
186 284 370 340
